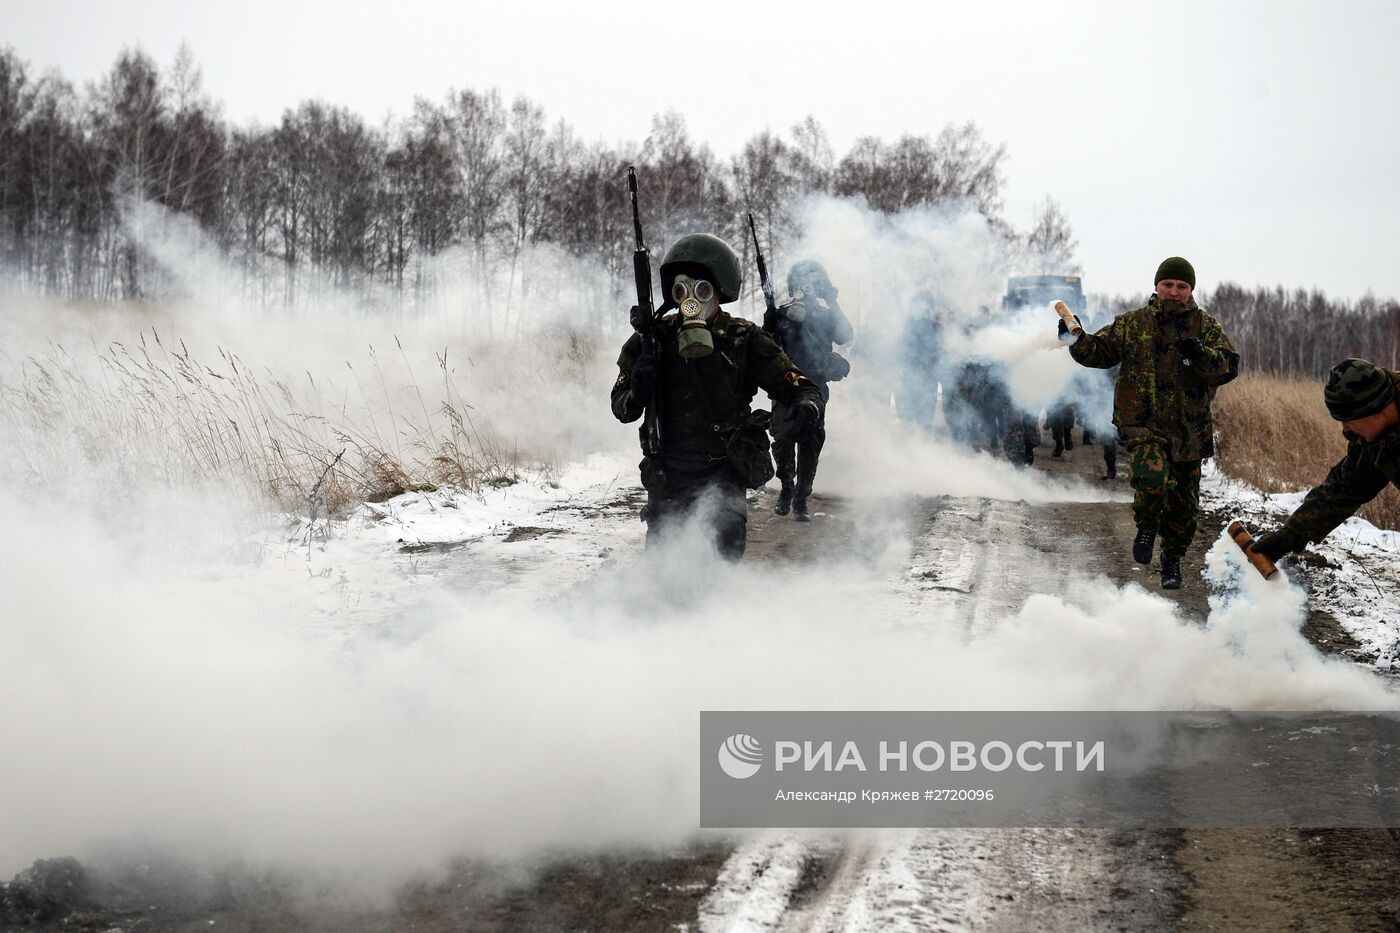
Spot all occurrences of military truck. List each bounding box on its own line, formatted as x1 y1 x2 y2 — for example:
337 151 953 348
1001 274 1089 461
1002 274 1087 315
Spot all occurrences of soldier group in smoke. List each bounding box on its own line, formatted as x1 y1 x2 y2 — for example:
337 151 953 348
609 233 846 557
612 180 1396 595
611 189 825 560
896 294 1031 464
610 222 1247 592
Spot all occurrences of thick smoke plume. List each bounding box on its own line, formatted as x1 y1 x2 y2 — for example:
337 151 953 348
3 192 1386 898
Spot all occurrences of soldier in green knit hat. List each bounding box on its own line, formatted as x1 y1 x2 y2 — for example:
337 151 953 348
1064 256 1240 589
1251 358 1400 562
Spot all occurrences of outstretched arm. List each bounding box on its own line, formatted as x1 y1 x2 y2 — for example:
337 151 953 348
1275 445 1391 550
1068 320 1122 369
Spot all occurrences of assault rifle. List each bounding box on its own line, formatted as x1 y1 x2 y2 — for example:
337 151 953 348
747 212 781 334
627 165 663 457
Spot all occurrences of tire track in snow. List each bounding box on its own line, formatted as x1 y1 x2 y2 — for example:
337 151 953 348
703 481 1180 931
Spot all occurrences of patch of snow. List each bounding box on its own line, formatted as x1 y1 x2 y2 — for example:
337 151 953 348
1202 460 1400 659
697 833 822 932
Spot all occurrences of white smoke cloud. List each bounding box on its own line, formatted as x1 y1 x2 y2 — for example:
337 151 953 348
0 474 1390 885
3 192 1385 903
769 195 1116 440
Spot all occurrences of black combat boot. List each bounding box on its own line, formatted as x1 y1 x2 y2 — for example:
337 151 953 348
793 497 811 522
1132 528 1156 564
1104 448 1118 480
1023 442 1036 466
774 484 793 516
1052 437 1064 458
1064 434 1073 451
1161 553 1183 590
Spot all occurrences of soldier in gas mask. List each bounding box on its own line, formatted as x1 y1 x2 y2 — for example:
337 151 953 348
764 260 854 521
611 234 824 559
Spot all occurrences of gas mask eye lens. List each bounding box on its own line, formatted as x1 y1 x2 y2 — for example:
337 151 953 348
672 277 716 304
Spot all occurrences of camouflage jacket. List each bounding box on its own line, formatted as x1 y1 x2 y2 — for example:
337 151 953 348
612 310 822 481
1279 370 1400 548
1069 296 1239 460
764 293 854 386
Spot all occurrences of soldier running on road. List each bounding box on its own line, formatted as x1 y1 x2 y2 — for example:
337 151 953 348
764 260 854 522
1065 257 1239 589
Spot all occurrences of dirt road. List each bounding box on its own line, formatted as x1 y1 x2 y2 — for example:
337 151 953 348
703 441 1400 933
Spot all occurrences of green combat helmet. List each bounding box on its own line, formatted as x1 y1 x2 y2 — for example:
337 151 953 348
660 233 743 358
786 260 834 323
787 259 833 299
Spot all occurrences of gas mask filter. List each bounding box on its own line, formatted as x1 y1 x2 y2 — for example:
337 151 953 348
672 274 718 358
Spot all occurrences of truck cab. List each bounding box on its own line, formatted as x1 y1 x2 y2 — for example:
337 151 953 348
1002 274 1087 315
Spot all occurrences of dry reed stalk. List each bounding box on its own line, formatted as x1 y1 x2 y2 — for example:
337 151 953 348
0 332 534 518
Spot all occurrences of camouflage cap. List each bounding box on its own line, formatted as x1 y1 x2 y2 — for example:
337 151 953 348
1324 358 1396 421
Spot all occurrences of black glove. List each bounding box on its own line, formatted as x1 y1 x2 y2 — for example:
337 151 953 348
1057 316 1082 341
1250 530 1294 562
630 347 659 402
762 306 784 335
1177 337 1204 361
827 352 851 381
792 398 821 439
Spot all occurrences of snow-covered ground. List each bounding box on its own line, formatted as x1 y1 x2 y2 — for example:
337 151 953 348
262 451 647 637
1201 460 1400 663
279 449 1400 673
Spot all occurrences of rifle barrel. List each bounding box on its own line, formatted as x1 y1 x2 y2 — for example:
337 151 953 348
628 166 645 250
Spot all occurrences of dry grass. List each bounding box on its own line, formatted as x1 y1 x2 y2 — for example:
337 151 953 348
0 331 529 519
1213 372 1400 530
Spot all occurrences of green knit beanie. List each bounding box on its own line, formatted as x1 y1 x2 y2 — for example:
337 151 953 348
1154 256 1196 288
1324 358 1397 421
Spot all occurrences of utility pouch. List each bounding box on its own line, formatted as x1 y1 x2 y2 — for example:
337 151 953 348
639 454 668 495
723 410 776 489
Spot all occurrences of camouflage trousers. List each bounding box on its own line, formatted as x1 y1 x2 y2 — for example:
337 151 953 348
1128 441 1202 557
1002 408 1042 465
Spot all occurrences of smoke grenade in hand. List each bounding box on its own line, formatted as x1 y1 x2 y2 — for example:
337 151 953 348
1227 520 1279 579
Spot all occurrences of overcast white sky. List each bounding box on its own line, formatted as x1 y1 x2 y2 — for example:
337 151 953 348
5 0 1398 300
